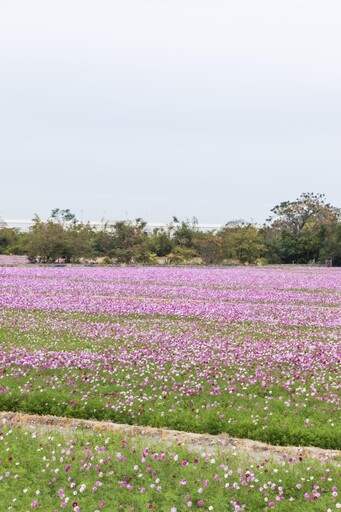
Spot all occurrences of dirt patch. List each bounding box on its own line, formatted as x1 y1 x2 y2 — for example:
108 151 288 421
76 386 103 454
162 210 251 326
1 411 339 464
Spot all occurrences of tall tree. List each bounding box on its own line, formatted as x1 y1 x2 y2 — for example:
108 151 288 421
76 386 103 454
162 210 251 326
265 193 341 263
110 219 148 263
218 221 265 264
172 218 198 249
26 216 66 263
267 193 340 235
26 210 95 263
193 232 223 264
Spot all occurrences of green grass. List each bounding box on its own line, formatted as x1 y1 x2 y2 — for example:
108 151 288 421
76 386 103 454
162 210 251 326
0 417 339 511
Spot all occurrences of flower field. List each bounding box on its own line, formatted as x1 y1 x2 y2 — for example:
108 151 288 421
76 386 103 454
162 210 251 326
0 414 339 512
0 265 340 510
0 266 340 448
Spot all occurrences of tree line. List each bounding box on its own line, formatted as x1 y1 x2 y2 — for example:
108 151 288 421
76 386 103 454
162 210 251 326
1 193 341 266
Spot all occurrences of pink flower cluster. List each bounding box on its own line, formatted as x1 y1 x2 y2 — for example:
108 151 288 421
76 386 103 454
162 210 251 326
0 266 340 448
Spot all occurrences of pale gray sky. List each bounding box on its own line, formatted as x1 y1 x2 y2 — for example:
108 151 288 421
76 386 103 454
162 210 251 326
1 0 340 224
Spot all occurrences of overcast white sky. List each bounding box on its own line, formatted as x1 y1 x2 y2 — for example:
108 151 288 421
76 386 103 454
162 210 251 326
1 0 340 224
